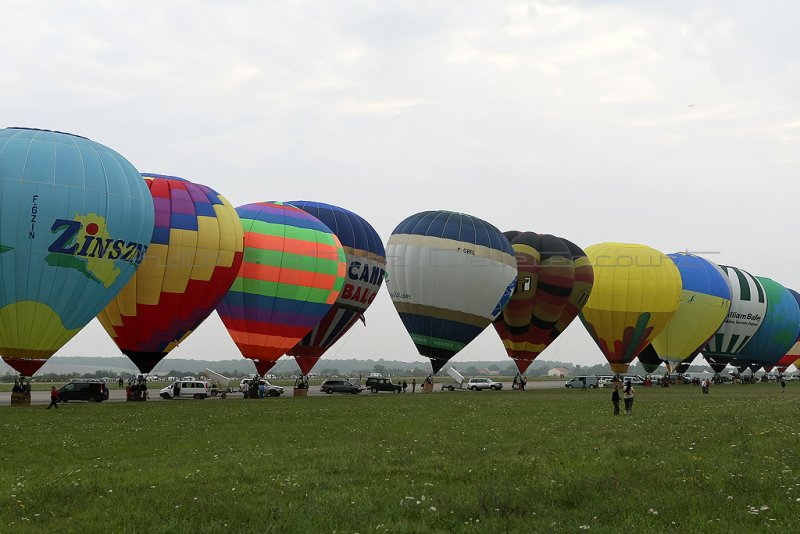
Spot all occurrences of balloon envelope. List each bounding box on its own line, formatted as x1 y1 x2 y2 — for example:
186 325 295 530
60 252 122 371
0 128 154 375
217 202 346 375
493 232 575 373
703 266 766 370
386 210 517 373
286 201 386 375
579 243 682 374
97 175 244 373
733 278 800 369
650 253 731 369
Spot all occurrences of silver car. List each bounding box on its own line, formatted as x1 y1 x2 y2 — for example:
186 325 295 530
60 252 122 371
466 377 503 391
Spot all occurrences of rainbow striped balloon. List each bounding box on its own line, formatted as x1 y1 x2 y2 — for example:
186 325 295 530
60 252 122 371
217 202 346 376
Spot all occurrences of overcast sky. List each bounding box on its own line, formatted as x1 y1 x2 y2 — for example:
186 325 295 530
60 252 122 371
3 1 799 369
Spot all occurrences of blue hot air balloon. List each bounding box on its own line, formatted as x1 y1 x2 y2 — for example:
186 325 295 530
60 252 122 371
0 127 154 376
286 201 386 375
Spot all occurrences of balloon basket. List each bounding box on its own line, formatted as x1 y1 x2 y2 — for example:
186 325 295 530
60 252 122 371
293 388 308 397
11 392 31 406
423 383 433 393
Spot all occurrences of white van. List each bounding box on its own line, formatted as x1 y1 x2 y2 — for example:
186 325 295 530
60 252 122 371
160 380 211 399
564 376 599 389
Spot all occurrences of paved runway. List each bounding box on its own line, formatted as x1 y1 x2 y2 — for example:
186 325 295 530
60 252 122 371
1 380 565 406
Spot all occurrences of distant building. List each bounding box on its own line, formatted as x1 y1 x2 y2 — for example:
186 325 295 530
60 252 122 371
548 367 568 378
478 367 501 376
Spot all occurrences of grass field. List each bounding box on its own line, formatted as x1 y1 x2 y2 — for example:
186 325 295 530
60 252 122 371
1 383 797 532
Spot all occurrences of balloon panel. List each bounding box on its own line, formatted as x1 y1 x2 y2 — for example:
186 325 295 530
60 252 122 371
0 128 154 373
651 254 731 366
217 202 346 370
286 201 386 374
386 211 516 372
579 242 681 374
703 266 766 363
97 175 244 373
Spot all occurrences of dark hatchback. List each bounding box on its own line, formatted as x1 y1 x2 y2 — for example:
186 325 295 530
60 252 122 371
58 380 109 402
319 379 363 394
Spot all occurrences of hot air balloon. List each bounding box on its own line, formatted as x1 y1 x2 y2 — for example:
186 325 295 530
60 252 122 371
702 266 767 374
650 253 731 371
579 243 681 375
493 232 576 373
386 210 517 374
285 201 386 375
0 127 154 376
217 202 346 376
732 278 800 372
97 174 244 373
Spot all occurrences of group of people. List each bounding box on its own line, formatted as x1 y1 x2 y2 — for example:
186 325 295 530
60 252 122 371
611 381 635 415
126 376 148 401
11 378 31 395
512 374 528 391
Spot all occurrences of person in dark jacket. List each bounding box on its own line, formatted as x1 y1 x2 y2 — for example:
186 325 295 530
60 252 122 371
611 384 621 415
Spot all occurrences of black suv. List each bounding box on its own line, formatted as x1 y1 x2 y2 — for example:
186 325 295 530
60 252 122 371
320 379 362 394
58 380 108 403
365 377 401 393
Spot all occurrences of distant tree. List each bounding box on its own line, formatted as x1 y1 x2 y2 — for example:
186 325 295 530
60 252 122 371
373 364 386 375
466 366 479 375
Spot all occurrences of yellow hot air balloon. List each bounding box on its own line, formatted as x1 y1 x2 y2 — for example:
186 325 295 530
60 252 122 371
579 243 682 374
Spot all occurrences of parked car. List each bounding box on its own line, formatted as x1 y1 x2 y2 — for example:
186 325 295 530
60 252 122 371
466 377 503 391
159 380 211 399
238 378 284 397
319 379 362 394
565 376 599 389
365 377 401 393
58 379 108 403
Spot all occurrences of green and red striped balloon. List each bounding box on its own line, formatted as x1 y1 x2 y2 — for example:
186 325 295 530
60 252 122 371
216 202 346 376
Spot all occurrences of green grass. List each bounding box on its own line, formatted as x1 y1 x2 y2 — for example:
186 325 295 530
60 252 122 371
1 384 797 532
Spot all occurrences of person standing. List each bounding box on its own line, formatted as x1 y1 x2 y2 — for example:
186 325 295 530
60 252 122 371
402 380 408 393
47 386 59 409
611 384 620 415
781 377 786 393
623 381 635 415
521 375 527 391
411 378 416 393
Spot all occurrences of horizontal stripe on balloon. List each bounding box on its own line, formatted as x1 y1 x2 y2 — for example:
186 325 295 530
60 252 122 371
243 231 342 260
239 210 335 236
243 247 344 275
409 333 466 352
239 262 343 292
229 278 337 305
388 234 516 268
398 312 484 346
219 294 331 326
221 318 312 339
393 301 489 328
